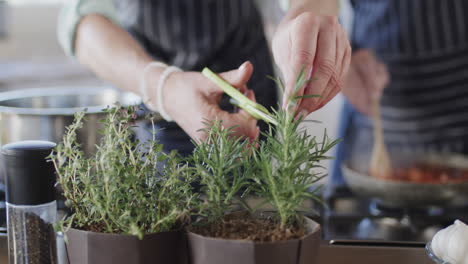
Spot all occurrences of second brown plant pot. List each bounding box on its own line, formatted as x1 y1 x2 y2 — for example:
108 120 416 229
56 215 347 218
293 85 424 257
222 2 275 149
65 228 188 264
187 217 321 264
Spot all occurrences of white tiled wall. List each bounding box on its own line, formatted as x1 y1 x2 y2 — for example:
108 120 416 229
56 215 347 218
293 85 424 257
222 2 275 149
0 4 64 60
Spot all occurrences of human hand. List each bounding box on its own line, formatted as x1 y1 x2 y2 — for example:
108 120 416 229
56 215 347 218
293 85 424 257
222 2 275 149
272 12 351 117
342 49 390 116
149 61 259 142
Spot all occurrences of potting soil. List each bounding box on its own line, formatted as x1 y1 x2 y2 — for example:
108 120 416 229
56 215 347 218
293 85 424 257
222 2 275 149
190 212 306 242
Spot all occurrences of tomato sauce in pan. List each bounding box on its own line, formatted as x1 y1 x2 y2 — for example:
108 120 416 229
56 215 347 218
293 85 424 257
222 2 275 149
373 164 468 184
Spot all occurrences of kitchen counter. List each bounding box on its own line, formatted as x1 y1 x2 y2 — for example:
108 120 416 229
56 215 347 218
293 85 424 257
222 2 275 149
319 242 433 264
0 234 434 264
0 234 6 264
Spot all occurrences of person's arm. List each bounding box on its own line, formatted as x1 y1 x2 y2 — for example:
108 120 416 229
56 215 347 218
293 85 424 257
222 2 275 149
75 15 156 96
58 0 151 96
58 3 259 141
57 0 119 57
272 0 351 117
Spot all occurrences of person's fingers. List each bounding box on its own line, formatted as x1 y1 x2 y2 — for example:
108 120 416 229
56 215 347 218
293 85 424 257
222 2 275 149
353 54 376 111
335 27 348 77
232 118 258 140
220 61 253 88
238 90 258 120
375 62 390 98
324 28 351 106
321 40 351 110
283 13 320 110
254 126 260 140
347 49 389 115
240 90 260 141
247 89 257 103
315 26 347 109
297 17 338 114
341 54 370 115
203 61 254 95
202 89 258 141
238 85 248 94
342 39 352 79
335 27 352 93
353 49 372 60
220 111 258 140
359 52 388 100
365 60 380 90
194 61 257 141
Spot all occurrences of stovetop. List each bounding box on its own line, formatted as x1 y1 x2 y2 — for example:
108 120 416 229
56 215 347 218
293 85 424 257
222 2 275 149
321 186 468 243
307 186 466 263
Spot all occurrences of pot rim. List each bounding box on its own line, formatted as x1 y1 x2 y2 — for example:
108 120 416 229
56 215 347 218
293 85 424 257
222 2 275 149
0 87 141 116
187 217 320 245
66 227 180 239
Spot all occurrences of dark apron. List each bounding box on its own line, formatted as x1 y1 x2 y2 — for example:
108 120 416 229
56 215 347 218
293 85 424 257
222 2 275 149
115 0 278 156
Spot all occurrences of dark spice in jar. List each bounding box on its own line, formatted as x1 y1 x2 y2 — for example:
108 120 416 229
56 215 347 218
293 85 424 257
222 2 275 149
8 206 57 264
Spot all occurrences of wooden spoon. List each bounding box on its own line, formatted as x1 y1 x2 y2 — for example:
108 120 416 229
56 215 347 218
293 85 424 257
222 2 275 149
369 96 392 179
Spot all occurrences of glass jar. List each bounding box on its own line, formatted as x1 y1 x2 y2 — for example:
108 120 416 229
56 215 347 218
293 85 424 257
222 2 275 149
2 141 57 264
7 201 57 263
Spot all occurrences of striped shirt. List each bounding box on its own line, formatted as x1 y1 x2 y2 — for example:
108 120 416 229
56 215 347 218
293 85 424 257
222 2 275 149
58 0 277 154
349 0 468 155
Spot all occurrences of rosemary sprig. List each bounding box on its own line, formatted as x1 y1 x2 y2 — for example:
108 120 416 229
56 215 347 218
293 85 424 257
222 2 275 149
189 120 252 224
252 110 338 228
251 72 338 229
51 106 196 238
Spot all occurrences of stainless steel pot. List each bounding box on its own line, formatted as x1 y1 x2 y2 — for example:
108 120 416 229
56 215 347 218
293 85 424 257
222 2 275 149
0 87 141 155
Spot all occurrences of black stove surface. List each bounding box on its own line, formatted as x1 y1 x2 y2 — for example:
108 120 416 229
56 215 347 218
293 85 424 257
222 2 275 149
322 186 468 243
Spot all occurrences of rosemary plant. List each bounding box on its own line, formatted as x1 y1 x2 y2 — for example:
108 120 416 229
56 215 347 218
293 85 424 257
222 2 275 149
51 106 195 239
251 71 339 229
202 67 339 231
190 120 252 224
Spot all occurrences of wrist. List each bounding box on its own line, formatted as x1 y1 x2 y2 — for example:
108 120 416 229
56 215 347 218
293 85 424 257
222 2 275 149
140 62 167 107
157 70 183 121
284 0 338 20
145 66 167 105
284 3 309 21
139 62 181 121
151 65 182 121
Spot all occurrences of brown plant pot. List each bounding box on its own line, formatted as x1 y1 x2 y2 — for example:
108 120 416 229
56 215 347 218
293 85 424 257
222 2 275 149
65 228 188 264
187 217 321 264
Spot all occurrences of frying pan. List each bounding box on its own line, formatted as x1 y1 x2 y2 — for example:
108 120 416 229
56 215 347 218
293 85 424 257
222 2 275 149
341 154 468 207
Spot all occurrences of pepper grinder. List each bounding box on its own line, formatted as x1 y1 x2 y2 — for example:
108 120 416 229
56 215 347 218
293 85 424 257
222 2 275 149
2 141 57 264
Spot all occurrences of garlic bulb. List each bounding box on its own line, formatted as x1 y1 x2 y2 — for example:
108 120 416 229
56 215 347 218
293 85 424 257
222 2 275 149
431 220 468 264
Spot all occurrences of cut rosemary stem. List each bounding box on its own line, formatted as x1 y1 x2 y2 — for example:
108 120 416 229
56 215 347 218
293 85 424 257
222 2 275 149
202 67 278 126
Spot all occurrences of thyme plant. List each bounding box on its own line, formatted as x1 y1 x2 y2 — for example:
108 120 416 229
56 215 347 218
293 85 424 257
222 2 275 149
190 121 252 224
51 106 195 239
